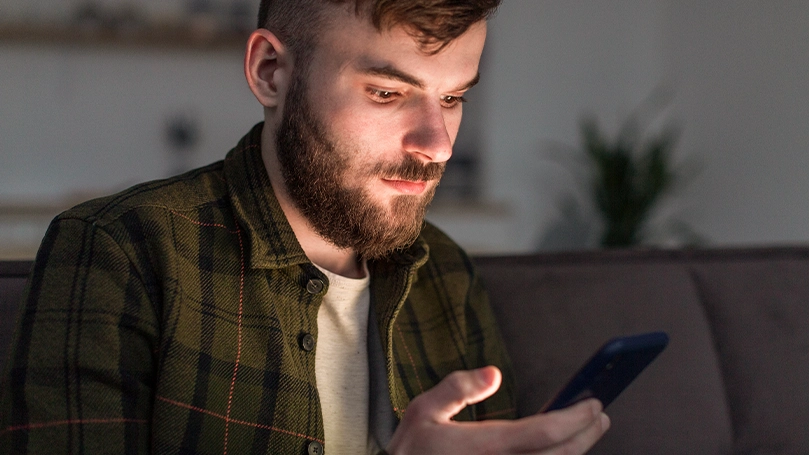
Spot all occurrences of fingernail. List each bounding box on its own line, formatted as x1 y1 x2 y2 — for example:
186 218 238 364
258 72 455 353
591 399 604 414
476 366 492 384
476 366 499 387
583 399 601 416
600 413 611 431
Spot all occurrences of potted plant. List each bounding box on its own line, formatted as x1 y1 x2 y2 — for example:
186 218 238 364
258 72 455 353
559 99 700 248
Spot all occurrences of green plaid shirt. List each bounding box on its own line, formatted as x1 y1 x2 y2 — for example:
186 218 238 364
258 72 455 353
0 123 516 454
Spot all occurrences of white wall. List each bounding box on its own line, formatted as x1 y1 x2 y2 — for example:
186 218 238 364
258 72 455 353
3 0 809 257
662 1 809 245
0 45 261 200
433 0 809 252
475 0 667 252
0 43 262 258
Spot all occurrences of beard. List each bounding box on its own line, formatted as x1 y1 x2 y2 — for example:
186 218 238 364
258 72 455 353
275 74 445 260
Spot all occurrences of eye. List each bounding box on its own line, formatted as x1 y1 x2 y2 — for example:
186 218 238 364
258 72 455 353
367 88 400 104
441 95 467 108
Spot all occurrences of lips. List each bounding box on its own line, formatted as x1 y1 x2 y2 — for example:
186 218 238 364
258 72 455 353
382 179 428 194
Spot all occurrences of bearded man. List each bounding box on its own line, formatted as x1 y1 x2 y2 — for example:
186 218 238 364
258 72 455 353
1 1 609 454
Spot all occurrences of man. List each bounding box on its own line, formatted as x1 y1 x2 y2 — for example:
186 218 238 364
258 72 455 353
1 1 609 453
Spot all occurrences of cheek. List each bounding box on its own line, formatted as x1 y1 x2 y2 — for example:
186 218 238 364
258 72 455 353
445 110 463 146
333 109 403 157
323 96 386 142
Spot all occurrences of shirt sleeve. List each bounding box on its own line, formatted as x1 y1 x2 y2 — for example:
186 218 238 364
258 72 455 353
0 216 160 454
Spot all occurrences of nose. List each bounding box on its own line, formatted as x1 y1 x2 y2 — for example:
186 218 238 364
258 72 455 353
401 101 454 163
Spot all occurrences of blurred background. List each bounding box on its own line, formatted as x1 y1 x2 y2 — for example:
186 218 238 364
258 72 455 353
1 0 808 259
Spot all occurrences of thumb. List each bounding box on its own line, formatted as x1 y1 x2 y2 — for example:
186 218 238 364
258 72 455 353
412 366 502 422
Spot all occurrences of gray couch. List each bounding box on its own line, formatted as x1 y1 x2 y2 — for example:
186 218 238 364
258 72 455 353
475 247 809 454
0 261 28 378
2 247 808 454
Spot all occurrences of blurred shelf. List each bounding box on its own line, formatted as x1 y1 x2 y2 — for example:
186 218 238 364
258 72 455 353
0 22 249 51
0 196 96 261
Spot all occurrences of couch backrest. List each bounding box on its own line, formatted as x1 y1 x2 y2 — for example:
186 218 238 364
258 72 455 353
0 261 32 374
687 249 809 454
475 247 809 455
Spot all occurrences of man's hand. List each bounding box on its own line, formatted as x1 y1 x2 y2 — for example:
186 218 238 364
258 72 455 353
385 366 610 454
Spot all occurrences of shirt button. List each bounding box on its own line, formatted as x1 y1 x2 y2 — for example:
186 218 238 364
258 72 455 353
307 441 324 455
299 333 315 352
306 278 324 294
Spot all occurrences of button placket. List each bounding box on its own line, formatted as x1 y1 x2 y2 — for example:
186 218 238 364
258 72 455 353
299 274 323 354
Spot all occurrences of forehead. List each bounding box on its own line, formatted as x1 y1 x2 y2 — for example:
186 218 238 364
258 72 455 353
306 6 487 88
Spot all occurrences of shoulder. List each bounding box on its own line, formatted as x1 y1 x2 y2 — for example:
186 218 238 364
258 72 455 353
35 161 237 302
56 161 229 229
45 161 237 271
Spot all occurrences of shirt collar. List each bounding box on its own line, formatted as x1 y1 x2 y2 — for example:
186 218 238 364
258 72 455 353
224 122 309 269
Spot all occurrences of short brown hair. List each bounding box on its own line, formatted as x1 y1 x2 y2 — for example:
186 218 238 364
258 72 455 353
258 0 501 63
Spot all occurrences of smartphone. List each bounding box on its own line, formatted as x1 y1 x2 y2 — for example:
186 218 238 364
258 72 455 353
539 331 669 413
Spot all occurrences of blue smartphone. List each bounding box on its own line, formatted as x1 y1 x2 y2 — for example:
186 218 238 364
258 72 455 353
539 331 669 413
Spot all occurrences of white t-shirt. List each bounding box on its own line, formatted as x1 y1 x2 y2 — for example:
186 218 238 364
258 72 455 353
313 264 374 455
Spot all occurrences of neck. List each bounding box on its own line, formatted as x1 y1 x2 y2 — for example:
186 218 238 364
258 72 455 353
261 125 366 279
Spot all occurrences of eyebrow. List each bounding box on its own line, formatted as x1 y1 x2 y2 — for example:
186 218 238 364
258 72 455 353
358 64 481 92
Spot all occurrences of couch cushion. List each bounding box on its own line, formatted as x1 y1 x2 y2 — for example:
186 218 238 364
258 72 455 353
692 250 809 454
476 252 733 455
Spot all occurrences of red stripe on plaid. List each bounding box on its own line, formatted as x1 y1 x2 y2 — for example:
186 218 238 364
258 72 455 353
156 396 324 443
223 223 246 455
396 325 425 394
1 418 147 434
169 210 239 233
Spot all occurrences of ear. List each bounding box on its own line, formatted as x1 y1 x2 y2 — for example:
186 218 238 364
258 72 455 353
245 29 292 108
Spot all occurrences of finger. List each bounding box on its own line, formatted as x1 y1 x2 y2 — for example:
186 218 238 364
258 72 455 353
408 366 502 422
543 411 611 455
499 399 607 451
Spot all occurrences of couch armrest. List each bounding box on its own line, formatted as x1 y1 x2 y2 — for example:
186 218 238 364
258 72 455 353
0 260 33 374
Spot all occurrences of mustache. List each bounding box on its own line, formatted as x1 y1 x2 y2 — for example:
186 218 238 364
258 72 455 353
373 155 446 182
